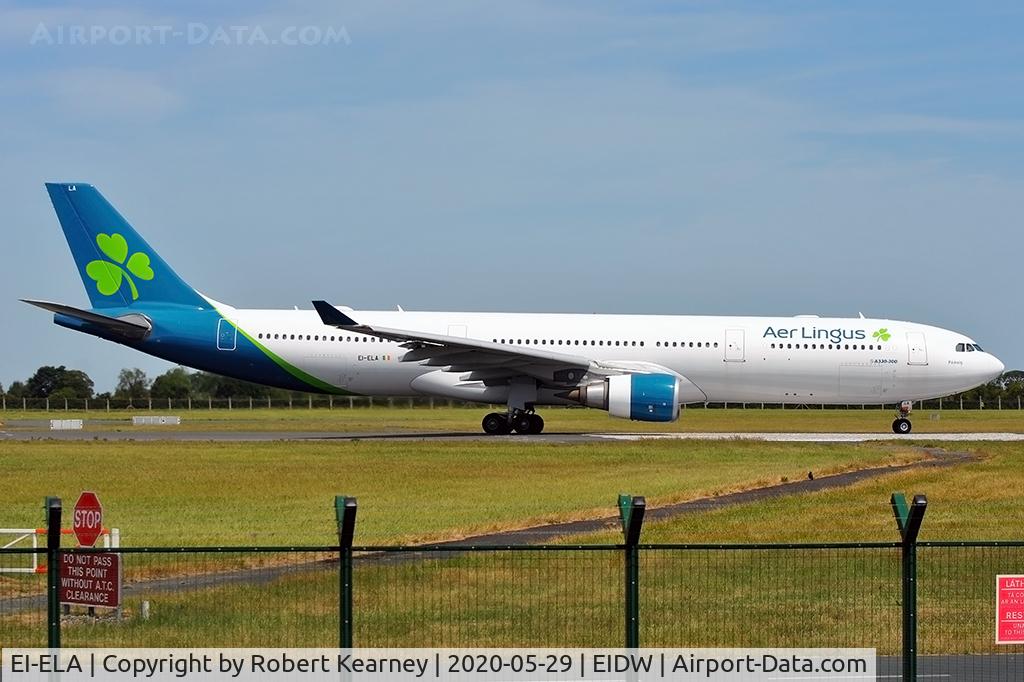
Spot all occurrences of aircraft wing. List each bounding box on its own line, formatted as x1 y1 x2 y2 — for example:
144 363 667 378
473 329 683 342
313 300 609 387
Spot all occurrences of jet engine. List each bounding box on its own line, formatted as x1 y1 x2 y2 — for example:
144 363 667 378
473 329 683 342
568 373 681 422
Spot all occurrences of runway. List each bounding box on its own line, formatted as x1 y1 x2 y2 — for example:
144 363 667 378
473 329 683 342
1 427 1023 442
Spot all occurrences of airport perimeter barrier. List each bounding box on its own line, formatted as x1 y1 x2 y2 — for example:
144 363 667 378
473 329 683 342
2 495 1023 682
2 394 1022 411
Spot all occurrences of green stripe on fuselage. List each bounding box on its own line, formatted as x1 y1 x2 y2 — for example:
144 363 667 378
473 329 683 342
214 307 358 396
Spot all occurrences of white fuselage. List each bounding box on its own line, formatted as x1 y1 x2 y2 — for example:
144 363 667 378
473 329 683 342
221 307 1004 405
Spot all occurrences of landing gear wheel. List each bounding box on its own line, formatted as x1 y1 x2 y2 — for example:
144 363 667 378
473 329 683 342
892 418 912 435
528 413 544 434
511 413 534 434
482 413 511 435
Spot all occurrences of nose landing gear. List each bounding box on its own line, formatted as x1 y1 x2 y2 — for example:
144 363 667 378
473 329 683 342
892 400 913 434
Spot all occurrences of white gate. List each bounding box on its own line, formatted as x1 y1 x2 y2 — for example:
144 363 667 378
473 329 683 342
724 329 745 362
906 332 928 365
0 528 119 574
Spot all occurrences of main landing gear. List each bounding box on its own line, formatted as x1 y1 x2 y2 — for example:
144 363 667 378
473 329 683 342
481 410 544 435
892 400 913 434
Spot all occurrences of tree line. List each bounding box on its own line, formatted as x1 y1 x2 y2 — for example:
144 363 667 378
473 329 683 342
2 365 1023 406
1 366 302 402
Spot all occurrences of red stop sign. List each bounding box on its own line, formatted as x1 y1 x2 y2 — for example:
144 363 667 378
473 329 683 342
73 491 103 547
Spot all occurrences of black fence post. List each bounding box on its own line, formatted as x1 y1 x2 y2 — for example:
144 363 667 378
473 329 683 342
335 496 357 648
45 496 62 649
618 494 646 649
891 492 927 682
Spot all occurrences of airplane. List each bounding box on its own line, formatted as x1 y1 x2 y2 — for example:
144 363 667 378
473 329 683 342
24 183 1005 435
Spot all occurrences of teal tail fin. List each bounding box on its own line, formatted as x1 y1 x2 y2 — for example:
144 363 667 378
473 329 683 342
45 183 206 309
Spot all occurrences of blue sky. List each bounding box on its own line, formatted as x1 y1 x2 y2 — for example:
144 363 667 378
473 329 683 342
2 1 1022 391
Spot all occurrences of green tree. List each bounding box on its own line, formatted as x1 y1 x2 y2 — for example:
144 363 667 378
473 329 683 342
189 371 292 400
150 367 193 400
24 366 94 399
115 368 150 402
6 381 26 399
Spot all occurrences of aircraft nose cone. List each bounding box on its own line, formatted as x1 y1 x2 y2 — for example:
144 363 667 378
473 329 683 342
992 355 1006 379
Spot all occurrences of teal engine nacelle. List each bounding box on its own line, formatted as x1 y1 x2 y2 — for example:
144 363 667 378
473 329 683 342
571 373 681 422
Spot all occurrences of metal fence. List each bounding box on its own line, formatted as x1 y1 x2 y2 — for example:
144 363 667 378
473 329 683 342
2 498 1023 681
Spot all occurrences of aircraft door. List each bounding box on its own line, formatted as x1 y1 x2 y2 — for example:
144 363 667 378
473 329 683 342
724 329 745 362
216 318 237 351
906 332 928 365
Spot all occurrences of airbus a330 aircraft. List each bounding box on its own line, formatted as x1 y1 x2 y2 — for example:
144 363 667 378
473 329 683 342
25 184 1004 435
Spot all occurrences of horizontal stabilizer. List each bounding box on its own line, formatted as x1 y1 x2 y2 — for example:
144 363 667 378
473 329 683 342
21 299 152 339
312 300 359 327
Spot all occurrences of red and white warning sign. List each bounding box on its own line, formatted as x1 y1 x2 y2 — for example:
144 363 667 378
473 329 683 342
73 491 103 548
58 552 121 608
997 574 1024 644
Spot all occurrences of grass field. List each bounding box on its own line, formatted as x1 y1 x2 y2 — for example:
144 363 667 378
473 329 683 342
3 405 1022 433
0 439 924 546
3 438 1023 650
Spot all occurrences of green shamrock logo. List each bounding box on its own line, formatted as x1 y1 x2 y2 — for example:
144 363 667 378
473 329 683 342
872 328 891 342
86 233 154 301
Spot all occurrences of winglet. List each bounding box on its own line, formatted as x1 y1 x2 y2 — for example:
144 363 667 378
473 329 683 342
312 300 359 327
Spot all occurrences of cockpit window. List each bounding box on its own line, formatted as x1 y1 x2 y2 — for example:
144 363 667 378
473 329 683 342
956 343 965 352
966 344 975 352
973 343 984 351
